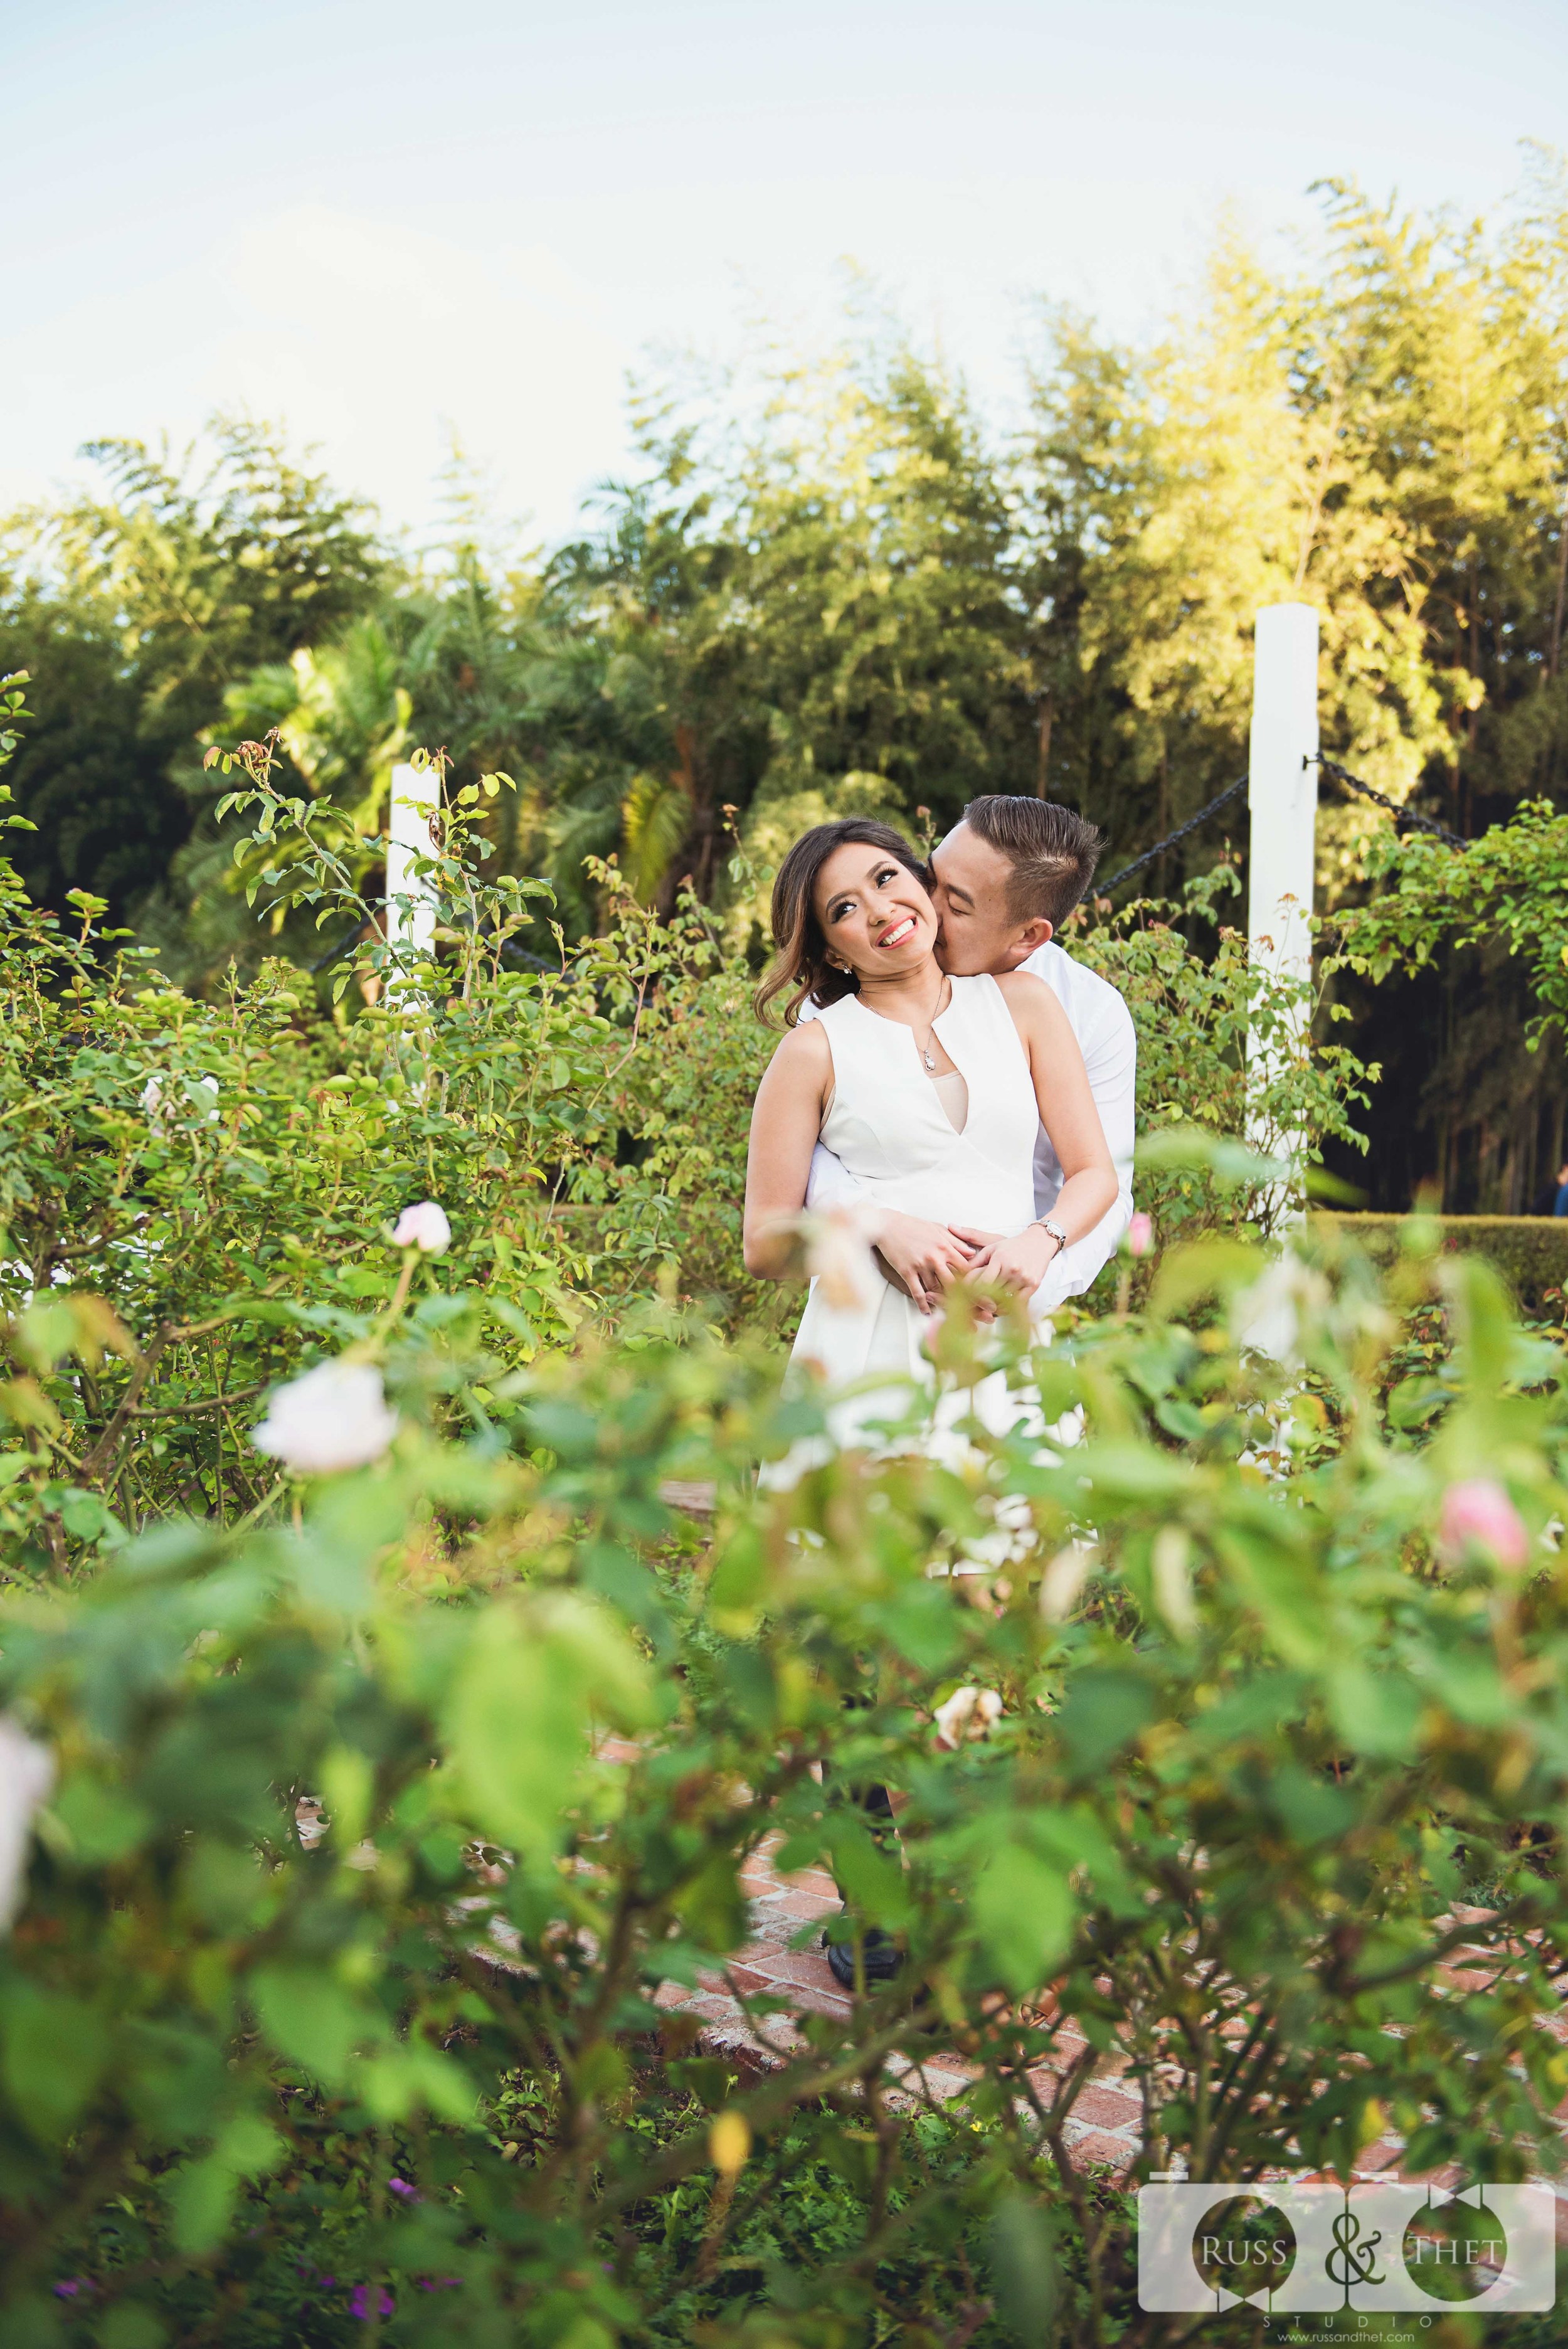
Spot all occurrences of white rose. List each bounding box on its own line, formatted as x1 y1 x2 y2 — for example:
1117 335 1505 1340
806 1209 879 1314
0 1715 55 1933
253 1359 399 1474
393 1201 452 1255
933 1686 1004 1751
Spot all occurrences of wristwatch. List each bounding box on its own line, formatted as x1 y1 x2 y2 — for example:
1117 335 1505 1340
1034 1217 1069 1257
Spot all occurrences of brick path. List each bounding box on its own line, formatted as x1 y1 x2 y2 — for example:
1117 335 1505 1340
655 1823 1145 2174
644 1490 1568 2230
654 1828 1568 2233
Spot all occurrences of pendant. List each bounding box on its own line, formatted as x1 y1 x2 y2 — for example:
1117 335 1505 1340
922 1047 936 1071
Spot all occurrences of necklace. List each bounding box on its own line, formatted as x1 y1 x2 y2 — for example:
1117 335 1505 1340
919 978 951 1071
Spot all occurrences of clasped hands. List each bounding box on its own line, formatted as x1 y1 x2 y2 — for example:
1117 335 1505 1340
869 1208 1061 1317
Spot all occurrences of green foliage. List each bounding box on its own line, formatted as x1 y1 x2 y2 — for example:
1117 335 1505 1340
516 332 1036 936
1026 157 1568 878
1320 801 1568 1212
0 703 1378 1578
1074 867 1375 1256
0 696 1558 2345
0 746 676 1556
1315 1210 1568 1318
1328 797 1568 1047
0 600 190 922
0 420 389 931
4 1233 1568 2343
32 420 389 731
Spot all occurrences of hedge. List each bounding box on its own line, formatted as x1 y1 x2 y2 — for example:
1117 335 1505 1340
1312 1211 1568 1315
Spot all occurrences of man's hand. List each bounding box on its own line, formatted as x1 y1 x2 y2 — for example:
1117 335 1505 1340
872 1211 981 1315
950 1222 1060 1302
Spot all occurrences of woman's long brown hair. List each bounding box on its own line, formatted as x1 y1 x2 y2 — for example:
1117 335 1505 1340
753 819 930 1027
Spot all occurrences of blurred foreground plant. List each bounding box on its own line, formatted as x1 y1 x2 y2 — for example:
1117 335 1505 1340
1 1224 1566 2344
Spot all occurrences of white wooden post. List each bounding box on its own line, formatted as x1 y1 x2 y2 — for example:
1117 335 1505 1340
1241 603 1319 1360
1248 603 1320 1022
386 759 438 978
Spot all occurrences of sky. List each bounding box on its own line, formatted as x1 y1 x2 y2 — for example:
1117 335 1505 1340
8 0 1568 551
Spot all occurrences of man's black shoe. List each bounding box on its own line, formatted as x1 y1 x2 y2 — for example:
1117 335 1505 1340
823 1916 903 1988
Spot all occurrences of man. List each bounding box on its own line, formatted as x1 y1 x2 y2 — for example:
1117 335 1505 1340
804 795 1135 1312
800 795 1134 1993
1530 1161 1568 1217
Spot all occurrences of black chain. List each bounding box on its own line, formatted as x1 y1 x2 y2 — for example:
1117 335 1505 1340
1098 753 1466 901
1313 755 1468 851
1098 775 1248 897
309 752 1465 970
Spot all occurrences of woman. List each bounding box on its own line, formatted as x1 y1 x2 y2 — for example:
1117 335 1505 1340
744 819 1116 1463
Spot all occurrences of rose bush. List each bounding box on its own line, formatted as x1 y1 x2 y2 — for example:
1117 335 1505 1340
13 690 1556 2345
0 711 1374 1584
0 1228 1567 2344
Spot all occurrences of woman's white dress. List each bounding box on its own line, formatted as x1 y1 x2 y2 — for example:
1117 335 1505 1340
776 972 1044 1471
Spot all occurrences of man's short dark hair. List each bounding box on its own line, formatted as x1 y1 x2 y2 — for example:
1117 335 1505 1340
960 796 1106 929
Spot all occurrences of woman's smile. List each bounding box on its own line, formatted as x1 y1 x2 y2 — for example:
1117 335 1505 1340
810 841 939 978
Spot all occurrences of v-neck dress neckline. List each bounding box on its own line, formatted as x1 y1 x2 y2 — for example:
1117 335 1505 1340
763 969 1046 1498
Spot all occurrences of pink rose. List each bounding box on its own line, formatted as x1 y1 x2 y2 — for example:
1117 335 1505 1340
1126 1212 1153 1259
1438 1478 1529 1571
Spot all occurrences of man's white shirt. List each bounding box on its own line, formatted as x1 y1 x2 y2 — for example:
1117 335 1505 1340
801 940 1136 1311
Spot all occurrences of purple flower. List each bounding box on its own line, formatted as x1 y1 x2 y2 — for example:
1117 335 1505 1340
53 2279 90 2299
349 2283 395 2320
388 2177 419 2200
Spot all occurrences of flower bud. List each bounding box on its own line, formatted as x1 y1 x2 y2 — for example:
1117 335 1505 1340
1438 1478 1528 1571
709 2111 751 2173
1039 1542 1095 1622
393 1201 452 1255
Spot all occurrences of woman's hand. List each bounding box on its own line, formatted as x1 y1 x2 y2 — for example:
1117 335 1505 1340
951 1222 1059 1300
872 1211 980 1315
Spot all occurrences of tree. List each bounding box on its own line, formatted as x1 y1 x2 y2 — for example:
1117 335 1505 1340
524 330 1039 934
1021 160 1568 896
0 587 189 917
0 417 389 923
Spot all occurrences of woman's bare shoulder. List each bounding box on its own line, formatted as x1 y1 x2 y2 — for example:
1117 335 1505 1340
760 1019 833 1087
993 968 1059 1022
